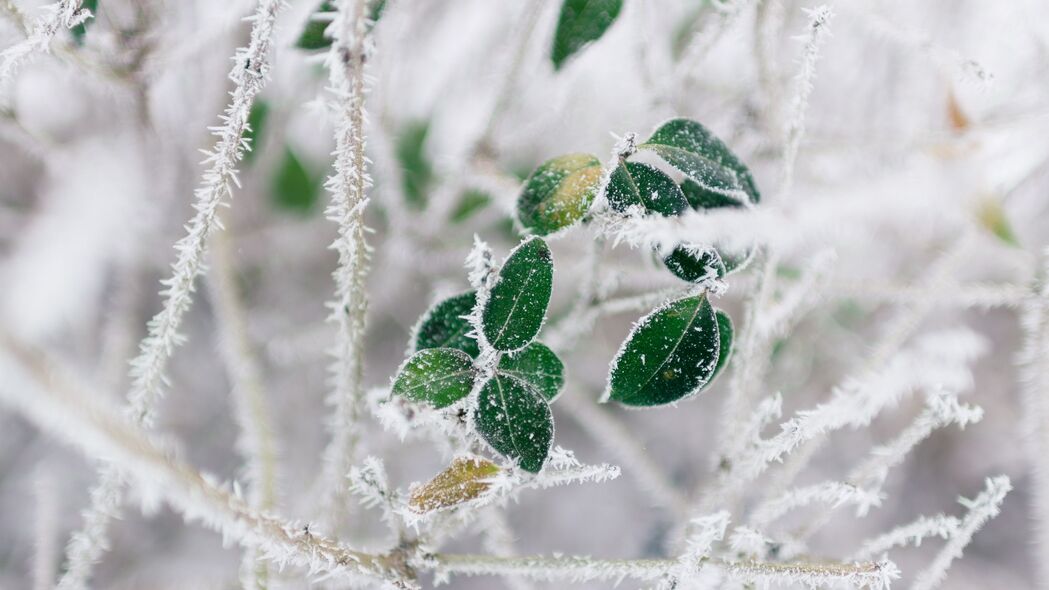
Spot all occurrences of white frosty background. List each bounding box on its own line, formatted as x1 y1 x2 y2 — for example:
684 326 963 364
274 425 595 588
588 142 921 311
0 0 1047 588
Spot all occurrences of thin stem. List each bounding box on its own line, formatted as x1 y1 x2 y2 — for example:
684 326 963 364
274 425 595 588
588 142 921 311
317 0 376 522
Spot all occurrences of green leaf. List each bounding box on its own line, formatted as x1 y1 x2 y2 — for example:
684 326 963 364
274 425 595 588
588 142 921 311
498 342 564 402
606 161 689 216
607 294 721 406
396 120 434 210
640 118 760 204
414 291 480 358
450 189 492 224
976 198 1020 247
482 237 554 352
710 308 733 382
663 245 726 283
517 153 602 235
295 0 334 51
475 374 553 473
392 348 477 409
243 101 270 165
551 0 624 70
71 0 98 45
272 147 320 214
680 177 743 210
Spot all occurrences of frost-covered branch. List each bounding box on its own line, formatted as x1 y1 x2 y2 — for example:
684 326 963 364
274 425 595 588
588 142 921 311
781 5 833 192
1019 249 1049 586
429 552 898 589
0 337 412 587
317 0 377 517
0 0 89 89
208 230 279 589
851 515 960 561
57 1 287 586
910 476 1011 590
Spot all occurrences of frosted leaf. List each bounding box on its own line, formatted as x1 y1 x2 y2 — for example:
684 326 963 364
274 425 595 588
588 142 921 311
497 342 565 402
639 118 759 203
392 348 477 409
605 161 688 217
474 374 554 473
517 153 602 236
606 294 721 406
414 291 480 358
481 237 554 352
408 457 500 514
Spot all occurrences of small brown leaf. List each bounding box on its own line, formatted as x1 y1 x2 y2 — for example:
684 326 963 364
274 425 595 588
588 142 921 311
947 90 970 133
408 457 500 513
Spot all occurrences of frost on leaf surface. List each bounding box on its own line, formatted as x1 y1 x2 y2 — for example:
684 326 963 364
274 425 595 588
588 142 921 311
498 342 565 402
662 180 753 283
551 0 624 71
608 294 721 406
392 348 476 409
606 161 689 217
475 374 554 473
710 308 733 383
409 457 500 513
415 291 480 358
481 237 554 352
517 153 602 236
640 118 760 203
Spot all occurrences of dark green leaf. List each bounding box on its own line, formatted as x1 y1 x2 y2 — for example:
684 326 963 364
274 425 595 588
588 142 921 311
551 0 624 70
392 348 476 409
607 294 721 406
640 118 760 203
475 373 553 473
369 0 387 23
295 0 334 50
710 308 733 382
450 189 492 224
680 177 744 210
663 245 726 283
498 342 564 402
517 153 602 235
606 161 689 216
243 101 270 165
414 291 480 358
71 0 98 45
272 147 320 214
396 120 434 210
482 237 554 352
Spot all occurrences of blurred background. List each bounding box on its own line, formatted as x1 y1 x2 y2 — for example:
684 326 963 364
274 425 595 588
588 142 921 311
1 0 1048 587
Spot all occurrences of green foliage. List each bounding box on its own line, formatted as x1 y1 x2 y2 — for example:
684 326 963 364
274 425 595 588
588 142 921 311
71 0 98 45
271 147 320 214
607 294 721 406
475 373 554 473
392 348 477 409
482 237 554 352
295 0 334 50
414 291 480 358
243 101 270 165
396 120 434 210
498 342 565 401
450 189 492 224
606 161 688 216
551 0 624 70
711 308 733 382
517 153 602 235
663 245 726 283
640 118 760 203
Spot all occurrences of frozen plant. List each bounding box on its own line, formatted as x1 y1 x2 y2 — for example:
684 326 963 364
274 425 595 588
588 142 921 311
0 0 1045 589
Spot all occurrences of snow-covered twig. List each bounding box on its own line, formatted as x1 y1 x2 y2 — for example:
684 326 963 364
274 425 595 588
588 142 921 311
317 0 377 518
57 1 287 586
781 5 833 193
750 481 883 527
910 476 1011 590
0 336 414 587
1019 249 1049 586
207 230 279 589
851 515 961 561
0 0 89 90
